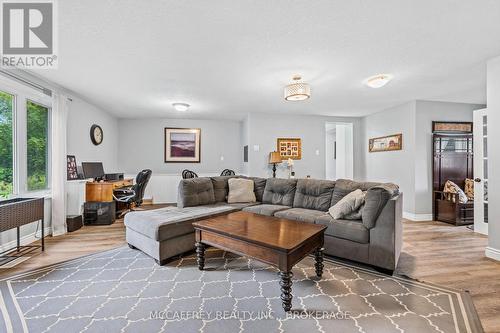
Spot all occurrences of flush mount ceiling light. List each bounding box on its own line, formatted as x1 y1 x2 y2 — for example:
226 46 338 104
172 102 190 111
284 75 311 101
364 74 394 88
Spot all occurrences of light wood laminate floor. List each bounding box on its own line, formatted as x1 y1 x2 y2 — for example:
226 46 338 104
1 215 499 332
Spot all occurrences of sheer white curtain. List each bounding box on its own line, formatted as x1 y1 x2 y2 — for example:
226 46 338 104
51 92 70 236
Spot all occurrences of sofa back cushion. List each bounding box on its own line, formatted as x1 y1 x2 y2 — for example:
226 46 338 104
210 176 238 202
293 179 335 211
177 178 216 208
330 179 382 207
262 178 297 206
362 183 399 229
248 177 267 202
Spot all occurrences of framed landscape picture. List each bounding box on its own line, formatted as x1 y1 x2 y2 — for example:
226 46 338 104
164 128 201 163
369 133 403 152
277 138 302 160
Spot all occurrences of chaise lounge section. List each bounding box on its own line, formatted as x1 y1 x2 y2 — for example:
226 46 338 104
125 176 402 272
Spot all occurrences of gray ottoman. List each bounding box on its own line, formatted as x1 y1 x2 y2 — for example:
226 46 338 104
124 205 239 265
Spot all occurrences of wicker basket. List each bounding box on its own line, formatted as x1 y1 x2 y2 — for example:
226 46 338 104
0 198 44 233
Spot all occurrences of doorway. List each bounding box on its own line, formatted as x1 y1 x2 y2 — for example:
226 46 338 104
325 122 353 180
474 108 488 235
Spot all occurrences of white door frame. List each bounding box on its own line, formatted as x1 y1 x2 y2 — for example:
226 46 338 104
473 108 488 235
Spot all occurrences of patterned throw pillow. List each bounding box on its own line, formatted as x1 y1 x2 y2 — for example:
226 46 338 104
464 178 474 200
443 180 468 204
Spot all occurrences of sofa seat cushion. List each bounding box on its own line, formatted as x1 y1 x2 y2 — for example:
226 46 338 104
262 178 297 206
274 208 326 223
293 179 335 211
125 205 238 241
177 178 216 208
314 215 369 244
226 202 261 209
242 204 290 216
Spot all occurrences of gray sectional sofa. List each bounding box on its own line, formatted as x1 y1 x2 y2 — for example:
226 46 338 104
124 176 402 273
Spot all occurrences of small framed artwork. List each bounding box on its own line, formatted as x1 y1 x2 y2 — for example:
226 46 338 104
66 155 79 180
164 128 201 163
277 138 302 160
369 133 402 153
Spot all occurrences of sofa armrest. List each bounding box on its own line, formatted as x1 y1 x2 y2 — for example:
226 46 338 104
368 193 403 271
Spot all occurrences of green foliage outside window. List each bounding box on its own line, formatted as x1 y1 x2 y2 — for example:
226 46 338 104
27 100 49 191
0 91 13 198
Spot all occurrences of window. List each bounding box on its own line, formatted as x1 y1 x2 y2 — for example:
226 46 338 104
0 76 52 199
27 100 49 191
0 91 14 198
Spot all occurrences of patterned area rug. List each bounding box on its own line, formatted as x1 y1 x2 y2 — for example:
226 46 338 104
0 246 483 333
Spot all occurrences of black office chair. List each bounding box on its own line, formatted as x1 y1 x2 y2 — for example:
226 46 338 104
113 169 152 216
182 169 198 179
220 169 236 176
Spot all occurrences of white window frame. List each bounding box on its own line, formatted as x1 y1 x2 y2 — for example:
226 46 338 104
0 76 52 198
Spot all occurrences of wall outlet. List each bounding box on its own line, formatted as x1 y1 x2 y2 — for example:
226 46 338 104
315 149 320 155
253 145 260 152
220 155 224 161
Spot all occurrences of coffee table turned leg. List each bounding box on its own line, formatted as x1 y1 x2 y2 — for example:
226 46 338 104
279 271 293 311
195 242 205 270
315 247 324 278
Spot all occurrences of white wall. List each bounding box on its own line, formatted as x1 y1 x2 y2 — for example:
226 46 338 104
336 123 353 179
66 97 119 172
325 127 336 180
362 101 417 215
117 118 242 175
486 56 500 260
245 112 363 179
362 100 483 219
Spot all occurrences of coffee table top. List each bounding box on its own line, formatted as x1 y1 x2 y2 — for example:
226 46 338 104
192 211 326 251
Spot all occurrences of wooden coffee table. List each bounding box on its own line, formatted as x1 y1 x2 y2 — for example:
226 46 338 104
192 211 327 312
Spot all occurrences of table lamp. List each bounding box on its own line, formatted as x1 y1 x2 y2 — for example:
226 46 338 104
269 151 282 178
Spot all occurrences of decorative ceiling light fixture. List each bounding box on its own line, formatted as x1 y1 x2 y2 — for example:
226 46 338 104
364 74 394 88
284 75 311 101
172 102 190 111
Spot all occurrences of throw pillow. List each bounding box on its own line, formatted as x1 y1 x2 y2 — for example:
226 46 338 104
443 180 468 204
464 178 474 200
344 203 364 220
227 178 256 203
328 189 365 220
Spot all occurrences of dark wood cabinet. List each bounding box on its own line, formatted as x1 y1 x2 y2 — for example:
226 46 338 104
432 133 474 225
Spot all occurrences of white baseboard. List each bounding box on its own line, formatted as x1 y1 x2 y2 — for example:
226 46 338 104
0 227 52 253
485 247 500 261
403 212 433 221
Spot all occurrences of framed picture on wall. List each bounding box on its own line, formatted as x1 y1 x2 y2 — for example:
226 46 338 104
164 128 201 163
66 155 79 180
369 133 403 152
277 138 302 160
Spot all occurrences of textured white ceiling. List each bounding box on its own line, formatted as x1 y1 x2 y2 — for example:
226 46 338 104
32 0 500 119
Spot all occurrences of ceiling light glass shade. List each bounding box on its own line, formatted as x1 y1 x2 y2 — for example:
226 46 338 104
364 74 394 88
284 75 311 101
172 102 190 111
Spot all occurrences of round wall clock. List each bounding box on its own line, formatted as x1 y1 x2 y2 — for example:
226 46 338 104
90 124 103 145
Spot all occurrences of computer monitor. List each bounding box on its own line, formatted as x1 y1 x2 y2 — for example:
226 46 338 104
82 162 105 181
